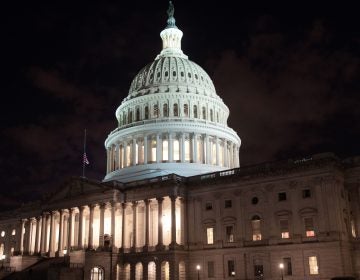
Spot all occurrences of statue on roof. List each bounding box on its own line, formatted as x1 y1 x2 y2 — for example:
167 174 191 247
166 1 177 28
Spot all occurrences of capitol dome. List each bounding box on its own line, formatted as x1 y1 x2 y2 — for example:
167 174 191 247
104 5 241 183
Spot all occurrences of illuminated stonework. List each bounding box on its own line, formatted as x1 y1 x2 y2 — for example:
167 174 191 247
104 19 241 182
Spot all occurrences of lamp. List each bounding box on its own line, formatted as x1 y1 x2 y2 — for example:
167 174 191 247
279 263 284 280
196 264 201 280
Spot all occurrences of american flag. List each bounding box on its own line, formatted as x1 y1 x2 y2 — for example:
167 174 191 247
83 152 89 165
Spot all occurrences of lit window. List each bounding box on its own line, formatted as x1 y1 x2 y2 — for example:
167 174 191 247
225 200 232 208
12 229 16 236
0 231 4 237
205 202 213 211
151 140 157 162
10 247 14 256
173 139 180 161
278 192 287 201
226 226 234 242
251 216 262 241
280 220 290 239
90 266 104 280
228 260 235 277
184 138 190 161
304 217 315 237
308 256 319 275
162 140 169 161
207 227 214 244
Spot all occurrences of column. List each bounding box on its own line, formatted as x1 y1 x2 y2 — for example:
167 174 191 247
156 134 161 163
20 219 26 254
132 202 137 251
78 206 85 249
169 133 174 162
236 146 240 167
116 143 120 170
180 133 185 163
170 196 177 249
229 143 234 168
99 203 105 248
25 219 33 254
58 210 64 256
132 138 137 165
49 212 54 255
88 204 95 249
121 203 126 251
224 140 228 168
192 133 197 163
156 197 164 250
143 200 150 251
180 197 186 245
144 136 148 164
35 216 41 254
40 213 47 253
123 141 128 167
67 208 74 251
215 136 219 166
111 202 116 248
106 148 110 174
205 134 210 164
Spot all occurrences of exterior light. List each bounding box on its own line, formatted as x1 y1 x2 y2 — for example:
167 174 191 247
196 264 201 280
279 263 284 269
63 249 67 255
279 263 284 280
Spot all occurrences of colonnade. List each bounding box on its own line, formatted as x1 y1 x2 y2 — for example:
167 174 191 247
107 133 240 173
17 196 184 256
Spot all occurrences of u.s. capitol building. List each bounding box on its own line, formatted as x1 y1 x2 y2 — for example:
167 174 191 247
0 3 359 280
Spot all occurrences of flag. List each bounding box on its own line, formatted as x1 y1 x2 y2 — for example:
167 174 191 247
83 152 89 165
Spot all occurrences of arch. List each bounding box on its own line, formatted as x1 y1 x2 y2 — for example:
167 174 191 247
148 262 156 280
90 266 104 280
161 261 170 280
135 262 143 280
179 261 186 280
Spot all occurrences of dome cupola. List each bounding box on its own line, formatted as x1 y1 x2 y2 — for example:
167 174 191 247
104 2 241 183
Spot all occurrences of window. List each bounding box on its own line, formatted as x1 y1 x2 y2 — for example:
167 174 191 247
228 260 235 277
12 229 16 236
193 105 198 118
162 140 169 161
283 257 292 275
225 199 232 208
308 256 319 275
153 104 159 118
173 139 180 161
251 197 258 205
184 138 190 161
184 104 189 117
90 266 104 280
151 140 157 162
0 231 4 237
207 227 214 244
302 189 311 198
173 103 179 117
251 215 262 241
226 226 234 242
254 265 264 278
207 261 215 278
280 220 290 239
304 217 315 237
163 104 169 117
205 201 213 211
278 192 287 201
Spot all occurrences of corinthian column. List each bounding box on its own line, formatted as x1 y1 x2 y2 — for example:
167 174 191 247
169 196 178 249
143 199 150 252
88 204 95 250
156 197 165 251
57 210 64 256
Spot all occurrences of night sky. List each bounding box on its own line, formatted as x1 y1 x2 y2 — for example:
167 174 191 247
1 1 359 208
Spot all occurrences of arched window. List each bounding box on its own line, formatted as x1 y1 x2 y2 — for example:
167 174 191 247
123 263 131 280
173 103 179 117
90 266 104 280
202 107 206 120
148 262 156 280
144 106 149 120
210 109 214 122
179 261 186 280
136 107 140 121
252 215 262 241
161 261 170 280
183 104 189 117
153 104 159 118
163 104 169 117
135 263 143 280
193 105 198 118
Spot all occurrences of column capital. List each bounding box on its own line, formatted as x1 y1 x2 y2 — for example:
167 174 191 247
99 202 107 210
79 205 87 211
156 197 164 203
144 199 151 205
89 204 97 210
169 195 177 202
132 201 138 207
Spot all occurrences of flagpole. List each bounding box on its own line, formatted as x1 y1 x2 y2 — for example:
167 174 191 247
82 129 87 178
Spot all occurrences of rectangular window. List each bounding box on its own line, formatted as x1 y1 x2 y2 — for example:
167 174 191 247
228 260 235 277
252 219 262 241
278 192 287 201
302 189 311 198
225 199 232 208
173 139 180 161
207 261 215 278
283 257 292 275
254 265 264 277
309 256 319 275
280 219 290 239
162 140 168 161
205 201 213 211
304 217 315 237
226 226 234 242
207 227 214 244
12 229 16 236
